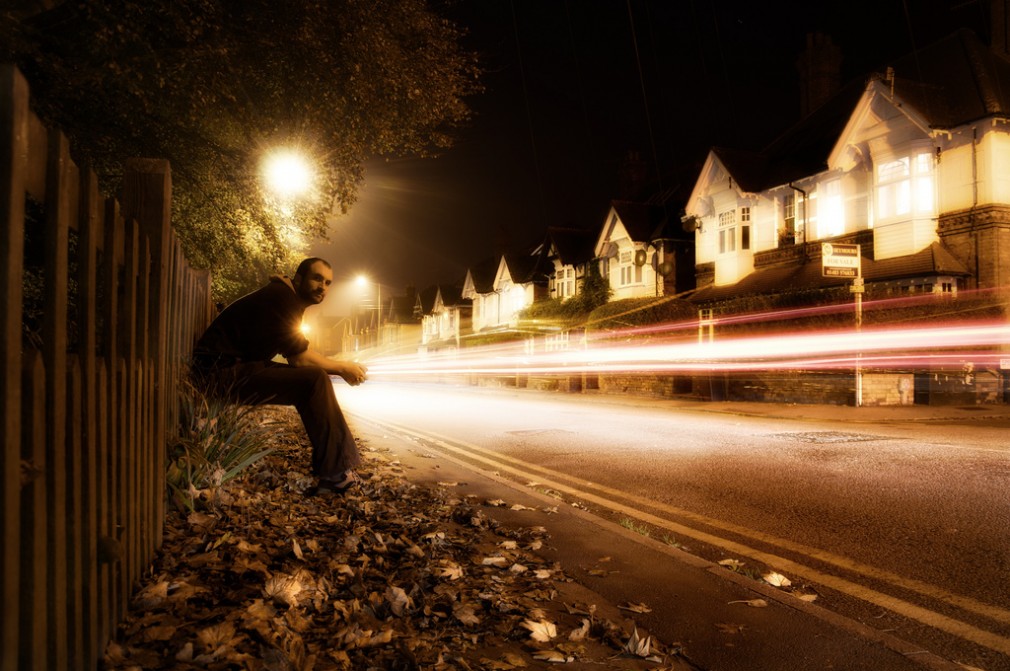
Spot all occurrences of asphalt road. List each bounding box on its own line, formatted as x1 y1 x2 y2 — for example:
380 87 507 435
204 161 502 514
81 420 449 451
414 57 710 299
336 379 1010 669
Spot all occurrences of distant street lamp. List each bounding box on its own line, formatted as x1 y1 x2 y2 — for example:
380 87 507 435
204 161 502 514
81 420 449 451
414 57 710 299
355 275 383 335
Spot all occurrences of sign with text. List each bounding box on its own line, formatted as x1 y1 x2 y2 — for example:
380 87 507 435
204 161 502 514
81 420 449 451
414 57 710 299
822 243 861 278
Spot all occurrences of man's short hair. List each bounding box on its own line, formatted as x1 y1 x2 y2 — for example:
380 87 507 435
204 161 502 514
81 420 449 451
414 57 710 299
294 257 332 278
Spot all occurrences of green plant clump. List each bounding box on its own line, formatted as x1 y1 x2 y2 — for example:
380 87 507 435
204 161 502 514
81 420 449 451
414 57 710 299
167 382 278 511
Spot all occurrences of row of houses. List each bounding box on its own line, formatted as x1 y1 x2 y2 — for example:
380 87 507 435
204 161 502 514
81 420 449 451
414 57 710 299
350 20 1010 404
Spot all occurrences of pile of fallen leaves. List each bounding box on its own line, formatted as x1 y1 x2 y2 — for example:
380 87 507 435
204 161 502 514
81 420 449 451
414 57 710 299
104 408 681 670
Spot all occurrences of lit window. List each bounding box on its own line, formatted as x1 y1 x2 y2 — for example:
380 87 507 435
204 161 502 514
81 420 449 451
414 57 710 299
740 206 751 250
877 151 934 220
819 179 843 237
783 195 795 230
718 210 736 254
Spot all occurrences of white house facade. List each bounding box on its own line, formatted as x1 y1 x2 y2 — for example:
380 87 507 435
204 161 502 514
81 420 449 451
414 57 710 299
685 29 1010 302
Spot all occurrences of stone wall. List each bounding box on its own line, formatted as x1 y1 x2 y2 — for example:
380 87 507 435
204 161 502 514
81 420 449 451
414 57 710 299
481 369 1005 406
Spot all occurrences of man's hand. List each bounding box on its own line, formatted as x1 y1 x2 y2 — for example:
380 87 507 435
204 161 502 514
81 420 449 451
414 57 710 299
338 361 368 386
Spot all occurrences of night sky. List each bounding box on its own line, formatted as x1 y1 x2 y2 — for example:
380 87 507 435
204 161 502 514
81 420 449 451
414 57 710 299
309 0 991 305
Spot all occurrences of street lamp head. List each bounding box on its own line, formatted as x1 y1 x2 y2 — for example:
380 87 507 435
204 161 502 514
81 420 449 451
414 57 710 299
262 149 313 200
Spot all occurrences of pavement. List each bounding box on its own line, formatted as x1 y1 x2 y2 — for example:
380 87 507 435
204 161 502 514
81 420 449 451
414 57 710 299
348 394 1010 671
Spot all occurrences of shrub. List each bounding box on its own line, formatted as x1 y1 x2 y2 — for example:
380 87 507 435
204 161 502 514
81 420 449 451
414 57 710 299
586 296 698 330
167 380 278 511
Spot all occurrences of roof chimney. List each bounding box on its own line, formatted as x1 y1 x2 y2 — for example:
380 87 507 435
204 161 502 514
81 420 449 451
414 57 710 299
617 150 648 200
796 32 843 117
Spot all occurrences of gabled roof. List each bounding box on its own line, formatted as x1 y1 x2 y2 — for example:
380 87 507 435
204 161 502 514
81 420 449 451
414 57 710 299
386 294 418 324
414 285 439 317
499 253 547 286
464 256 499 294
543 226 596 266
690 242 969 303
435 284 467 308
610 200 664 242
886 28 1010 127
715 28 1010 193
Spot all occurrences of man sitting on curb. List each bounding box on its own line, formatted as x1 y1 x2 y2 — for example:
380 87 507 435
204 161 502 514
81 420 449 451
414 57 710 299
191 257 368 495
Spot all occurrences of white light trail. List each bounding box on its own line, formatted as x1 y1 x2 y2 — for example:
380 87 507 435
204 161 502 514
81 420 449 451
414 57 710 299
361 321 1010 378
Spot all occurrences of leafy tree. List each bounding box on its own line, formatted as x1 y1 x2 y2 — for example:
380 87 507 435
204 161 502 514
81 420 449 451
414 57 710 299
1 0 482 301
568 262 611 314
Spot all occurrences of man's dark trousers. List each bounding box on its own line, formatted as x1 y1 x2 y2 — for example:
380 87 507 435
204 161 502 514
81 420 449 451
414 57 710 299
203 361 360 479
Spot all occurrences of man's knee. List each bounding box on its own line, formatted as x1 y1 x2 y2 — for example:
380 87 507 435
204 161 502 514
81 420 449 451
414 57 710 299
294 365 336 399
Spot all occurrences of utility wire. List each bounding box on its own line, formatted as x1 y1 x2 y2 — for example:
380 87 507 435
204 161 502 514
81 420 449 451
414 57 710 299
625 0 665 203
510 0 549 231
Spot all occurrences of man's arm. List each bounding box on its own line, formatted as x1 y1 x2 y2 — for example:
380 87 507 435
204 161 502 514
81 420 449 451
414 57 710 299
287 348 368 386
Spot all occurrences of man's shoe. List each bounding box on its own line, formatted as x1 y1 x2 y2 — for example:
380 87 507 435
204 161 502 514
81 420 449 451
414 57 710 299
314 471 358 495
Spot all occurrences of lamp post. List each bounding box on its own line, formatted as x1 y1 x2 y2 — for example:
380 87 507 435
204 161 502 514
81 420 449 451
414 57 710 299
355 275 383 349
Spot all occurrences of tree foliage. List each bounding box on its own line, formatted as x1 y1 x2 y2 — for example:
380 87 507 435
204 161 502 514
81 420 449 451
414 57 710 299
1 0 482 301
519 264 612 323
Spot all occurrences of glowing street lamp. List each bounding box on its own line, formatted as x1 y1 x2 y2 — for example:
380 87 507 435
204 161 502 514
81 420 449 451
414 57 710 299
261 148 314 201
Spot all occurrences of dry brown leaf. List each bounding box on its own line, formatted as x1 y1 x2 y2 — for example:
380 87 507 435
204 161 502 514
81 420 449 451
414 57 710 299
236 539 262 554
763 571 792 588
501 652 527 667
619 601 652 613
532 649 571 663
197 622 237 650
385 585 413 616
263 573 302 608
568 619 590 641
174 642 194 662
521 618 557 642
482 556 509 567
133 581 169 609
186 511 216 532
625 626 651 657
454 602 481 626
137 624 176 642
716 622 746 634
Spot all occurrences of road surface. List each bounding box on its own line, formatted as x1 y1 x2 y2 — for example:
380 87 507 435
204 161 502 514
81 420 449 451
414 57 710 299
337 379 1010 669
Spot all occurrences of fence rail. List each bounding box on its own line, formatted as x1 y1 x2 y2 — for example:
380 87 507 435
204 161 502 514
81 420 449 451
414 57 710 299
1 64 213 671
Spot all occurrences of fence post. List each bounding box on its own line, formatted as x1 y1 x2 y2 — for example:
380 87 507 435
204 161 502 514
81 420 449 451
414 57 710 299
77 166 101 670
121 159 171 548
20 351 47 670
0 63 27 671
43 127 72 671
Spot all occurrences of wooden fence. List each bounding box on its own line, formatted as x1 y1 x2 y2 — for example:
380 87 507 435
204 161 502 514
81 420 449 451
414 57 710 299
1 65 214 670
